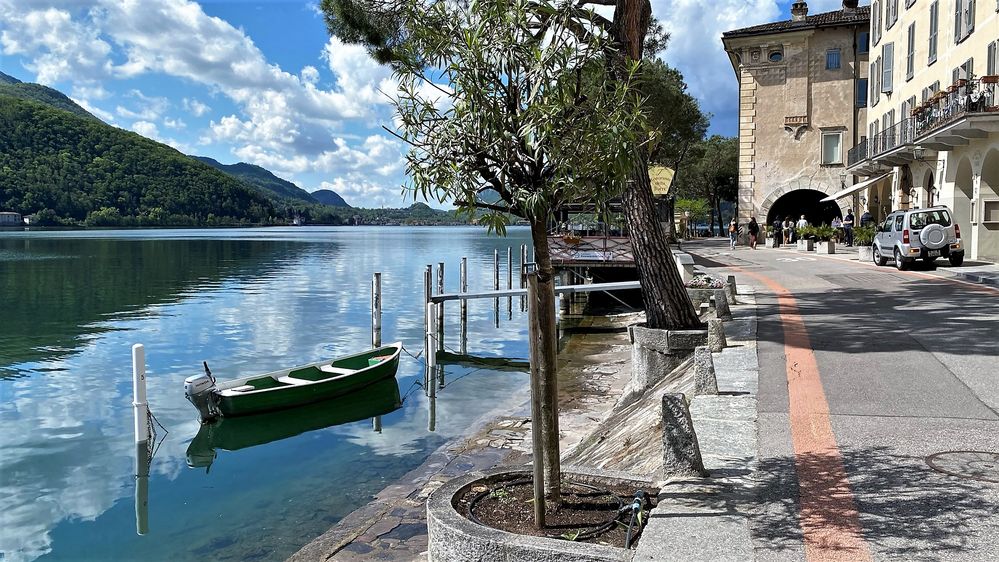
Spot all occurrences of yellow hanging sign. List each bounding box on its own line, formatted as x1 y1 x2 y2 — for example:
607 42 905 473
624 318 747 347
649 166 675 196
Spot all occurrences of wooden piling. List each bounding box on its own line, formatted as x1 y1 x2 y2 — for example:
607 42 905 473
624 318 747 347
460 257 468 355
437 262 445 348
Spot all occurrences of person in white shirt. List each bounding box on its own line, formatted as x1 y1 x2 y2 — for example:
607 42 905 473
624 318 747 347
796 215 808 229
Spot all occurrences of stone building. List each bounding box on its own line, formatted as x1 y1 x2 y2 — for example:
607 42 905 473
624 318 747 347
723 1 871 229
845 0 999 261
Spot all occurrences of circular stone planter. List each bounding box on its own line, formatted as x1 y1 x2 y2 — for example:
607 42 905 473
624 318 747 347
427 467 654 562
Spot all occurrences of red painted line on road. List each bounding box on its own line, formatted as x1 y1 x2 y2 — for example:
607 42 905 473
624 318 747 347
734 267 873 562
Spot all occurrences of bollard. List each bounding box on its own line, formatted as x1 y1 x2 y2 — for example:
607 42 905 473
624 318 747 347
132 344 150 444
371 273 382 347
713 289 733 321
373 416 383 433
693 346 719 395
134 441 150 535
661 393 708 478
726 274 738 303
708 319 727 352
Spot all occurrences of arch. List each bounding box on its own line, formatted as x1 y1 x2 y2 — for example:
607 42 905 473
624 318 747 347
759 179 846 225
899 165 913 209
765 189 843 226
951 156 974 232
979 148 999 261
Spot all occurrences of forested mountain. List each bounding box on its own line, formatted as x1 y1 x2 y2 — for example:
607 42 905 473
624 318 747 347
0 71 97 121
0 96 276 226
311 189 350 207
193 156 323 204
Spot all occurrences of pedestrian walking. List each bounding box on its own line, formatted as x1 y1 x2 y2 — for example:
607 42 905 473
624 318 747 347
772 218 783 248
748 217 760 249
783 217 794 245
728 218 738 249
796 215 809 229
860 209 873 227
843 209 855 246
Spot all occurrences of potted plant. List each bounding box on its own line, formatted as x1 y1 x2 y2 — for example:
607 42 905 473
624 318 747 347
813 225 837 254
796 225 815 251
853 225 875 261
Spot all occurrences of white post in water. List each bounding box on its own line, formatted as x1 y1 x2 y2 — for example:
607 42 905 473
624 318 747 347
371 273 382 347
437 262 445 348
426 302 437 369
132 344 150 444
493 249 500 328
134 442 150 535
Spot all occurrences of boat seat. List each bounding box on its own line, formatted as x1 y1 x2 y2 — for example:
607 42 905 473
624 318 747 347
318 365 354 375
229 385 255 392
276 376 310 386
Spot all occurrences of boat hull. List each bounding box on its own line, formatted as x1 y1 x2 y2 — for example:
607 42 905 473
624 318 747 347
212 344 402 418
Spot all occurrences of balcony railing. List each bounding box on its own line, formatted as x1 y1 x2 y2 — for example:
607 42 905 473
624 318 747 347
847 76 998 167
847 137 868 167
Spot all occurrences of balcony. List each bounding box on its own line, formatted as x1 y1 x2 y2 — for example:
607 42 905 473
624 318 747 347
847 76 999 174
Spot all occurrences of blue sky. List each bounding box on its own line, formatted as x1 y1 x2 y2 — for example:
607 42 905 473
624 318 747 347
0 0 853 208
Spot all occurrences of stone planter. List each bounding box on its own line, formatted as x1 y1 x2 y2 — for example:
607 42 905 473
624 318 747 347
427 467 653 562
685 287 716 308
765 237 779 248
816 240 836 254
796 239 814 252
628 323 707 395
857 246 873 262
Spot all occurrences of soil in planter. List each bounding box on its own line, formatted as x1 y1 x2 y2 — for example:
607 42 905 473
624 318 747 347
456 475 660 548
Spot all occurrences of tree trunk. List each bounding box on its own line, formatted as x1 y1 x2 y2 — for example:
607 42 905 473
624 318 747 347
614 0 701 330
622 154 702 329
529 218 561 505
715 197 723 236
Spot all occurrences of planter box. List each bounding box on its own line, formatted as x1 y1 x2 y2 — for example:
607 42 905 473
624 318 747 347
427 467 654 562
816 240 836 254
685 288 716 307
765 237 779 248
796 239 814 252
857 246 873 262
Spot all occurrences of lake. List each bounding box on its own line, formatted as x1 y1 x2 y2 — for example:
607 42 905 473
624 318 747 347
0 226 535 562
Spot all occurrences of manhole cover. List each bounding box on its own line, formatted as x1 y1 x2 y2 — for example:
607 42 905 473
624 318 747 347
925 451 999 483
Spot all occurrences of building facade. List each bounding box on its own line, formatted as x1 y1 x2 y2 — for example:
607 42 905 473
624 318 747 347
723 1 870 229
846 0 999 261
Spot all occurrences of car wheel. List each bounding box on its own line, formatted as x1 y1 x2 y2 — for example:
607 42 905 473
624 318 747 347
873 245 887 266
894 248 909 271
949 254 964 267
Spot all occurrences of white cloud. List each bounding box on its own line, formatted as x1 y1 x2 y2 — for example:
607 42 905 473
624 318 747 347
163 117 186 129
182 97 210 117
131 120 158 138
0 5 112 85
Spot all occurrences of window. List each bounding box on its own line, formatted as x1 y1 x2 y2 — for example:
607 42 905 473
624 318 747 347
954 0 975 43
928 1 938 64
871 58 881 106
887 0 899 28
821 131 844 165
872 1 882 45
769 50 783 62
858 31 870 54
881 42 894 93
984 201 999 224
988 41 997 75
906 23 916 80
857 78 869 107
894 215 904 231
827 49 842 70
906 0 916 7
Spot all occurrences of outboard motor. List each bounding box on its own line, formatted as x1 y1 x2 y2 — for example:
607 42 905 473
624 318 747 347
185 362 221 423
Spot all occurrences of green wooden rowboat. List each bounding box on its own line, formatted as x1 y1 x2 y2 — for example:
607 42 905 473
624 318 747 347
184 342 402 421
186 377 402 468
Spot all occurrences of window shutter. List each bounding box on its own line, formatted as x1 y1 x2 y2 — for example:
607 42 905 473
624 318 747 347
928 1 938 62
965 0 974 36
881 43 894 92
906 23 915 79
988 42 997 76
955 0 962 42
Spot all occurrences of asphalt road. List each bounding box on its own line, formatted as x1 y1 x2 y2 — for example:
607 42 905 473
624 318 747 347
685 239 999 562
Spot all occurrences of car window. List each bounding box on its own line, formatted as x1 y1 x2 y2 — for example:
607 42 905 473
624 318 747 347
894 216 904 231
881 218 893 232
908 209 951 228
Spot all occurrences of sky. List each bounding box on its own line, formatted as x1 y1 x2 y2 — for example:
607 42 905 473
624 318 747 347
0 0 856 208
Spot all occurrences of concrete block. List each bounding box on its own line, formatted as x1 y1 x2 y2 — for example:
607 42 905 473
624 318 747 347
699 302 711 316
629 325 706 394
661 393 708 478
726 275 738 303
708 319 727 352
713 290 733 321
797 239 814 251
668 329 709 351
816 240 836 254
693 347 719 396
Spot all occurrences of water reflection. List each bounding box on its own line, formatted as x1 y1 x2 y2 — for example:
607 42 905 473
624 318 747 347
185 378 402 470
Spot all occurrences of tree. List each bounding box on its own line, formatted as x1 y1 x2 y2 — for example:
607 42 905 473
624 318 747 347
673 136 738 231
383 0 644 522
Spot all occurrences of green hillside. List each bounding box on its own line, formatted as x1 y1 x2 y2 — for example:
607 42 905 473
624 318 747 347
0 95 276 226
0 71 97 121
194 156 322 204
311 189 350 207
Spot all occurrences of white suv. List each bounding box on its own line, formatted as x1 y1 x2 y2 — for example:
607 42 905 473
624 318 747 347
872 206 964 270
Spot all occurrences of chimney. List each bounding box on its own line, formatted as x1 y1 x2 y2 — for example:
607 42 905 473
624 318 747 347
842 0 858 12
791 2 808 22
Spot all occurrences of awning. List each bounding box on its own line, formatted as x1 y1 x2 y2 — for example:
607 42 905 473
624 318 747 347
820 172 893 202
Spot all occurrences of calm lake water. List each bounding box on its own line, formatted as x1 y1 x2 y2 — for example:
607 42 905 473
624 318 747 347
0 226 535 562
